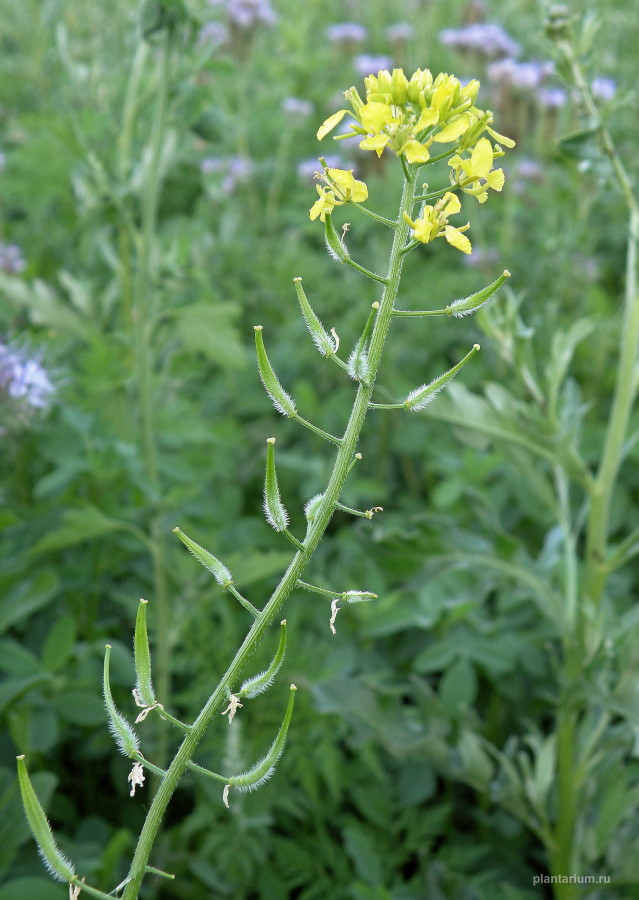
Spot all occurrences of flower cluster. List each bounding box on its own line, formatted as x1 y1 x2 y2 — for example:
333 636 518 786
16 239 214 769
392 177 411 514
317 68 514 165
309 167 368 222
404 192 472 254
0 342 55 412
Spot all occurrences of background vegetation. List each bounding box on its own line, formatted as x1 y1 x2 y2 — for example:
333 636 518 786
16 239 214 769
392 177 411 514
1 0 638 897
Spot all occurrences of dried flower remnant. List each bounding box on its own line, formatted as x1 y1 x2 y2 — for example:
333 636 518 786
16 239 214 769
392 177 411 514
440 23 521 59
128 761 146 797
221 694 243 723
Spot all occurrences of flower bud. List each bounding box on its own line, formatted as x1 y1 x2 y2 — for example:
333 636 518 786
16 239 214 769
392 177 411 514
391 68 408 105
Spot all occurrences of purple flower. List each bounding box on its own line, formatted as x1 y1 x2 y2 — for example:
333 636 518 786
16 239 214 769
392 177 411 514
325 23 367 44
487 58 549 90
198 21 230 46
0 343 55 412
208 0 277 28
353 54 393 78
296 155 349 184
439 23 520 59
282 97 314 118
536 86 567 109
201 155 253 194
0 243 26 275
385 22 415 43
591 77 616 102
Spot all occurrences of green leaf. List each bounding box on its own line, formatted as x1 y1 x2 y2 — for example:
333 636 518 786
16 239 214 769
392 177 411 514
342 822 382 885
0 675 50 716
174 304 244 368
30 506 130 555
0 572 59 631
439 657 477 714
52 689 107 727
42 616 76 673
0 640 42 677
0 878 66 900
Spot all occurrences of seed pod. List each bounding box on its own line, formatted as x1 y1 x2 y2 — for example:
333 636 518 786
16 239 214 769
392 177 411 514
404 344 480 411
294 278 336 357
224 685 297 806
16 755 76 884
347 302 378 384
264 438 289 532
324 212 350 263
133 599 156 709
103 644 140 758
446 270 510 318
172 527 233 587
304 492 325 523
254 326 297 417
239 620 287 699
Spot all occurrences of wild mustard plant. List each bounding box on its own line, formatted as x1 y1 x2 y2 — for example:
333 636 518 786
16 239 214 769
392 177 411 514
17 67 513 899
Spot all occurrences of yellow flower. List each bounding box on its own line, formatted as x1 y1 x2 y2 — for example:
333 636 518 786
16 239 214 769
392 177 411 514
309 168 368 221
315 68 512 173
403 191 472 254
448 137 505 203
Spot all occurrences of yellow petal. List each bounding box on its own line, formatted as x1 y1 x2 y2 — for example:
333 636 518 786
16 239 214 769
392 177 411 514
432 114 471 143
317 110 348 141
359 133 390 155
442 192 461 215
403 140 431 164
486 168 505 191
487 125 516 148
360 101 395 134
445 226 472 254
470 138 493 177
416 107 440 130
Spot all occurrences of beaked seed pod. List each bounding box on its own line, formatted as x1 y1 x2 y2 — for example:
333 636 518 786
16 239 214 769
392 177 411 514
172 527 233 587
254 326 297 417
264 438 289 532
16 755 76 884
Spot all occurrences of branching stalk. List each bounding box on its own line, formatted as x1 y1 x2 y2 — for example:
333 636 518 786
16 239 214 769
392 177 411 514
120 167 419 900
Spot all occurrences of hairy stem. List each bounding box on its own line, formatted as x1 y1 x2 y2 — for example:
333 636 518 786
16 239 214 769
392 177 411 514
121 167 418 900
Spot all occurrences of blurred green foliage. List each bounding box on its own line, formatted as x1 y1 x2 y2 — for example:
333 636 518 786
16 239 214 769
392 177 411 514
1 0 639 897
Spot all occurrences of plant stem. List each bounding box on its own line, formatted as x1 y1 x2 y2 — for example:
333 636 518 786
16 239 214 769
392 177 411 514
121 167 418 900
558 40 639 608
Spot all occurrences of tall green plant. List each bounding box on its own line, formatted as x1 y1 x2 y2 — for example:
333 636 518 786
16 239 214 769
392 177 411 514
16 63 513 899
